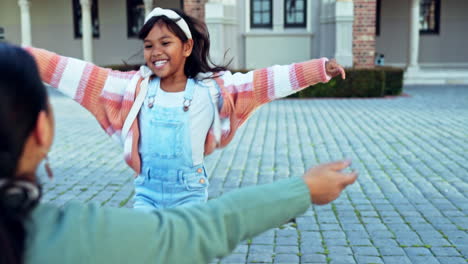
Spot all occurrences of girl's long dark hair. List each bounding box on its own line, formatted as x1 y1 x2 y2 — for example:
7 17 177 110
0 43 48 264
138 8 229 78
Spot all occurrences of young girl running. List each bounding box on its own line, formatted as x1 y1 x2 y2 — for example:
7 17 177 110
27 7 346 211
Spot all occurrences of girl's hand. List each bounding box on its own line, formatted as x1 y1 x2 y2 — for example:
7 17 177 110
325 59 346 79
302 160 358 205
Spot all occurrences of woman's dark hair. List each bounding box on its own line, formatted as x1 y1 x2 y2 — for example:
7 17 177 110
0 43 48 264
138 9 229 78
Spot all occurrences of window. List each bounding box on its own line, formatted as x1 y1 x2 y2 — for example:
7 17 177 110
72 0 100 38
284 0 306 28
420 0 440 34
251 0 272 28
127 0 146 38
375 0 440 36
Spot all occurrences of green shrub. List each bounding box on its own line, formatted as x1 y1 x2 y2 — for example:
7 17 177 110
378 66 404 96
298 68 386 98
294 67 403 98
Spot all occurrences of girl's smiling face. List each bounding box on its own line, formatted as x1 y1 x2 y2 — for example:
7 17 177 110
143 22 193 80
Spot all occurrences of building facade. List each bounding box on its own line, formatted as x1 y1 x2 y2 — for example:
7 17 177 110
1 0 467 84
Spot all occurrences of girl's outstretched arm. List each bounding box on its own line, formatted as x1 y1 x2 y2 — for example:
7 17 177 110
25 47 139 143
210 58 344 148
216 58 344 122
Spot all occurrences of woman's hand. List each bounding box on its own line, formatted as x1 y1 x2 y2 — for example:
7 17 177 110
325 59 346 79
302 160 358 205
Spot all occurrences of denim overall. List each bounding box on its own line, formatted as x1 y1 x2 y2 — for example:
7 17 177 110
134 77 209 211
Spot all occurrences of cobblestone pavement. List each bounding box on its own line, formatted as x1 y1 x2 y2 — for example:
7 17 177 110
39 85 467 264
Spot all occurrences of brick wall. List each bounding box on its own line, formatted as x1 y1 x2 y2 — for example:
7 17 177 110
183 0 207 21
353 0 377 68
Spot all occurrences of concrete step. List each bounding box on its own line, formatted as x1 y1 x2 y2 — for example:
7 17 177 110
404 70 468 85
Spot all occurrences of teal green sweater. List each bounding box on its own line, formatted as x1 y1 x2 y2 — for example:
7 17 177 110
24 177 310 264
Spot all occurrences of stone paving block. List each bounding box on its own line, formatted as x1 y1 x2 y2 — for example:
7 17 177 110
404 247 432 256
341 223 367 232
345 230 370 239
275 236 298 246
382 256 413 264
377 246 406 256
420 238 452 247
247 253 273 263
276 229 297 237
324 238 348 246
395 235 423 246
328 246 352 255
355 256 384 264
299 244 324 255
322 231 346 239
437 256 467 264
220 254 247 264
406 255 441 264
329 255 357 264
431 246 462 257
319 224 342 231
348 238 373 246
352 246 380 256
300 231 321 242
368 230 394 239
296 217 319 231
273 254 299 264
250 245 274 254
300 254 327 263
365 223 390 232
275 246 298 254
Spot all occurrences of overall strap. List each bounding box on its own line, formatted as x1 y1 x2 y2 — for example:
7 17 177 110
183 78 196 112
121 76 150 142
146 77 160 108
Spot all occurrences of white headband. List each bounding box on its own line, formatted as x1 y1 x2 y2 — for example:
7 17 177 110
144 7 193 39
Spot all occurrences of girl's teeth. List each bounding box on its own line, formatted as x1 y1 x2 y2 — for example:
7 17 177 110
155 61 167 67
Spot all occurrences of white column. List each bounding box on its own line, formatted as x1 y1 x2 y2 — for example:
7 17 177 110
319 0 335 58
333 0 354 67
407 0 420 72
205 0 238 68
80 0 93 62
144 0 154 17
18 0 32 46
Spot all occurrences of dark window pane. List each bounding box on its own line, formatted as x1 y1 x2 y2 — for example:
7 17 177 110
263 12 270 24
285 0 306 28
73 0 100 38
254 13 262 24
420 0 440 34
127 0 145 38
251 0 272 28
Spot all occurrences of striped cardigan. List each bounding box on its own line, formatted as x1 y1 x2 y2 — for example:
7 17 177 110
27 47 331 174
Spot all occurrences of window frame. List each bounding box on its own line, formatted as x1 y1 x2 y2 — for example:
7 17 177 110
126 0 145 38
419 0 440 35
250 0 273 29
72 0 100 39
284 0 307 28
